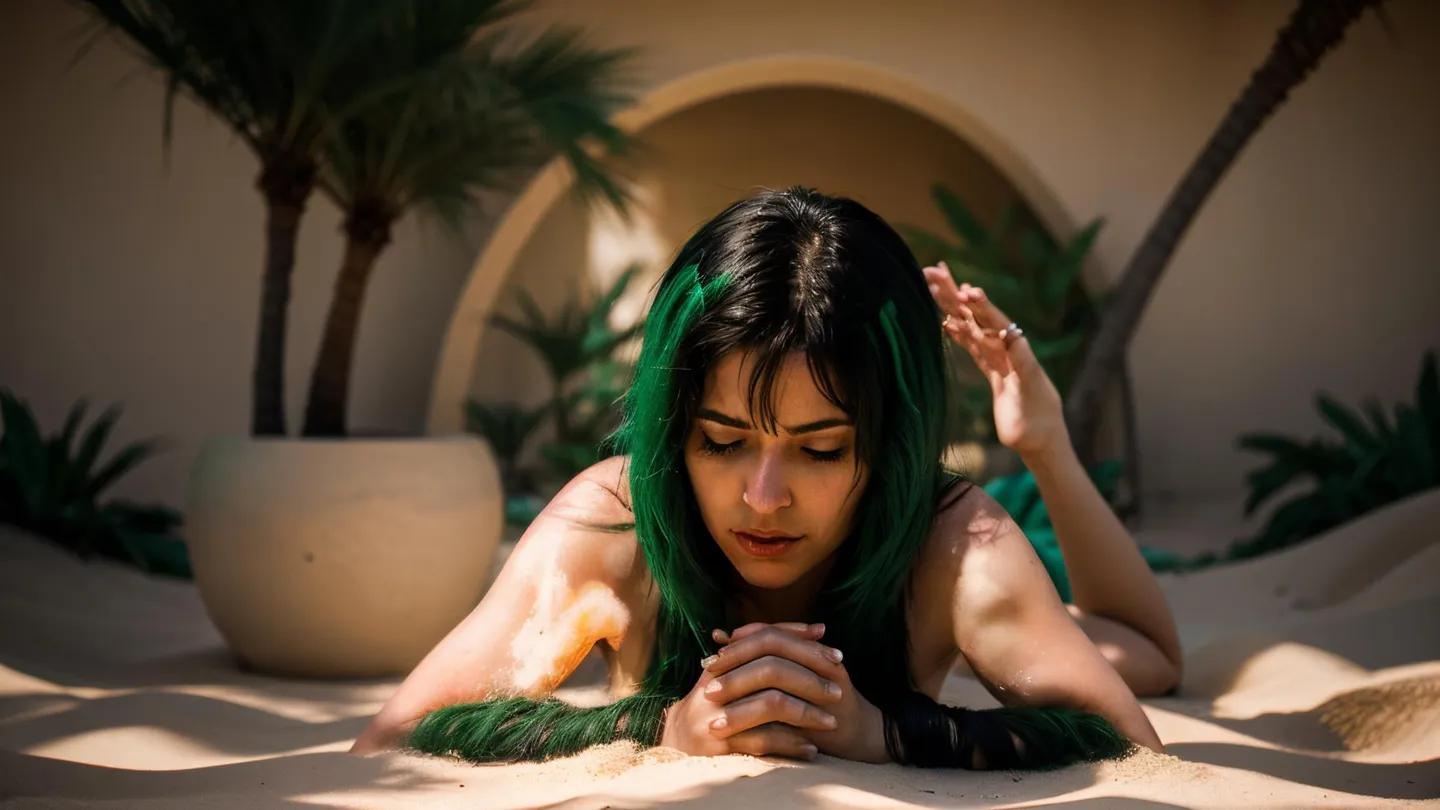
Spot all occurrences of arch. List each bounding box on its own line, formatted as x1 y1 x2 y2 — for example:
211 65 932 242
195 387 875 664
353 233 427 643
426 55 1080 433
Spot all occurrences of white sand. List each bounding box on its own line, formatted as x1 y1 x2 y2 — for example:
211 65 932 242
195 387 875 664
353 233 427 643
2 489 1439 808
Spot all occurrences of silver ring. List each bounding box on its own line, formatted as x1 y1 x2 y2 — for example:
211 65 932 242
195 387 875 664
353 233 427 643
999 322 1024 343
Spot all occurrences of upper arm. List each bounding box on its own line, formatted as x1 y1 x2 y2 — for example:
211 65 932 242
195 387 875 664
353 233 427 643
923 489 1163 752
355 457 641 749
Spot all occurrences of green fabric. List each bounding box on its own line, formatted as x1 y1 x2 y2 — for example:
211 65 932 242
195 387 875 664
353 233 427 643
981 460 1188 602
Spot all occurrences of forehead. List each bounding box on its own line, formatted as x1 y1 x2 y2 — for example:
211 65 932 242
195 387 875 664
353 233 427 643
702 350 845 416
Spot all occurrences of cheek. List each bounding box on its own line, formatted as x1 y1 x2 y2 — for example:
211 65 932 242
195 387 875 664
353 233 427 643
807 465 867 530
683 451 729 522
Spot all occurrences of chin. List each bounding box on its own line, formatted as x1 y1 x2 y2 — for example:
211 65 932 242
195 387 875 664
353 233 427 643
734 564 805 590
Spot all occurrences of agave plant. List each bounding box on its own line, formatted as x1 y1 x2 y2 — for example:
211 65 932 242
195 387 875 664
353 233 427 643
0 390 190 578
1223 349 1440 562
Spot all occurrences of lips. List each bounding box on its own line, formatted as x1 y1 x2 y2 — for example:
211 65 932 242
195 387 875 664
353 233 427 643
733 530 802 559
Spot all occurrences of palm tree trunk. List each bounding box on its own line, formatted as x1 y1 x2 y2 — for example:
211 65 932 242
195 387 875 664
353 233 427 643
252 158 315 436
301 206 394 437
1119 356 1143 523
1064 0 1381 464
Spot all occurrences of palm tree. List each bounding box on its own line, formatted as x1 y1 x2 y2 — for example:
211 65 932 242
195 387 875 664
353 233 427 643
301 3 636 436
1064 0 1384 464
73 0 408 436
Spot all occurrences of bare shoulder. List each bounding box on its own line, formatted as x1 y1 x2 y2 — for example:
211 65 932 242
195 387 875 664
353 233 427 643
916 480 1014 577
912 480 1054 633
515 454 641 591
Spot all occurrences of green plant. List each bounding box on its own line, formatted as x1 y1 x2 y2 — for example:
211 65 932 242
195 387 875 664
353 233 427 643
0 390 191 578
469 265 643 510
1220 349 1439 563
900 186 1107 444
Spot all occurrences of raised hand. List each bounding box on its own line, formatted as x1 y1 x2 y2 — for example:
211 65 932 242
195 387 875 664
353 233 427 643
659 623 837 760
923 262 1067 456
704 623 888 763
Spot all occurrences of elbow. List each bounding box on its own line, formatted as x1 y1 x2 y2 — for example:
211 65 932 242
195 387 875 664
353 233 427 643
1131 654 1182 698
350 713 413 756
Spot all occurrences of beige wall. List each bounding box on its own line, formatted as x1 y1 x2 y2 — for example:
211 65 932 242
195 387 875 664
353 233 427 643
2 0 1437 527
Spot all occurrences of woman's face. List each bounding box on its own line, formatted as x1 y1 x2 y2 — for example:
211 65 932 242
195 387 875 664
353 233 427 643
683 350 869 590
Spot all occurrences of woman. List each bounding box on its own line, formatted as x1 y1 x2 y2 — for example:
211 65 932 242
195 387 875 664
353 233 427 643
351 187 1181 769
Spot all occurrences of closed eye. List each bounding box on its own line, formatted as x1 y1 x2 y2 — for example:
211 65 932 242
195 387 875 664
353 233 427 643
700 433 848 463
700 435 741 456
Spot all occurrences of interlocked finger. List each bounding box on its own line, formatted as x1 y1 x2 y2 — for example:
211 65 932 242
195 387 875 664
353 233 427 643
709 689 837 738
725 723 818 761
705 655 843 707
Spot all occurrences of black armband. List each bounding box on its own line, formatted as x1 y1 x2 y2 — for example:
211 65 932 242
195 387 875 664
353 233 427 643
880 690 1134 771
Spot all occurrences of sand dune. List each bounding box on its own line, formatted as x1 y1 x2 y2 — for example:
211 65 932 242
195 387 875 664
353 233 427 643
2 490 1439 808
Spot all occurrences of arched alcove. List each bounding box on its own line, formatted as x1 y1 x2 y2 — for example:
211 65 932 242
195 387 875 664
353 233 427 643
427 56 1084 434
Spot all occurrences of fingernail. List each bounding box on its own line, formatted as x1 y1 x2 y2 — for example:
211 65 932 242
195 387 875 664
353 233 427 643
810 623 825 634
701 655 719 669
928 283 939 294
704 679 723 695
802 744 818 759
826 648 843 664
710 716 727 730
826 681 842 698
822 713 838 729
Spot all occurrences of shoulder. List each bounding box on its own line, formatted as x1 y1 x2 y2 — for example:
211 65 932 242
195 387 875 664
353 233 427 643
515 455 644 596
914 479 1051 624
554 454 634 526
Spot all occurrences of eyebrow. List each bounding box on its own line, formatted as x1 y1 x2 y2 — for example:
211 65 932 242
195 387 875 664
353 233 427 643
697 408 853 435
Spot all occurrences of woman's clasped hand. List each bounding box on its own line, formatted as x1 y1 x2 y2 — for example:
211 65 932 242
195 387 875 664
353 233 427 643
659 623 888 762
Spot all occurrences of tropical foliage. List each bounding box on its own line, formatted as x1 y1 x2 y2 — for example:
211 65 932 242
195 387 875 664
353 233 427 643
902 186 1106 443
0 391 190 578
468 266 643 523
1218 349 1440 564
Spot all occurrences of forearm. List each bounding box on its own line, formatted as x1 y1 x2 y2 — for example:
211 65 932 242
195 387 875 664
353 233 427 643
1022 439 1182 672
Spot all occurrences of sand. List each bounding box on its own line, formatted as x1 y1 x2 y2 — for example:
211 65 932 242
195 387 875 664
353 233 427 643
2 490 1439 808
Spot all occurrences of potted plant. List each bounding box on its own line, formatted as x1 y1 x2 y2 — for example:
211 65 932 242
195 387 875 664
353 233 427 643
79 0 637 677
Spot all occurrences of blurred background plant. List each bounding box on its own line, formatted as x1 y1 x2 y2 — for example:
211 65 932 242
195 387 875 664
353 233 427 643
900 184 1142 518
466 265 643 527
1194 348 1440 568
0 390 191 578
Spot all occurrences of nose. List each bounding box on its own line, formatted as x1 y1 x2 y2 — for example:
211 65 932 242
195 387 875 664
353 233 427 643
742 449 792 514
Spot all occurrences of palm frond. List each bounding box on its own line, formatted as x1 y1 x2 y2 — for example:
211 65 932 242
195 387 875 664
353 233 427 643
315 2 637 224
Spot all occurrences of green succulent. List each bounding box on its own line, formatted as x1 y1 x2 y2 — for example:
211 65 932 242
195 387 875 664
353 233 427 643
0 390 190 578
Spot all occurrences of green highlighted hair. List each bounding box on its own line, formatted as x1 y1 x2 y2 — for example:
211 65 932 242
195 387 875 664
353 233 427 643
407 187 1131 769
